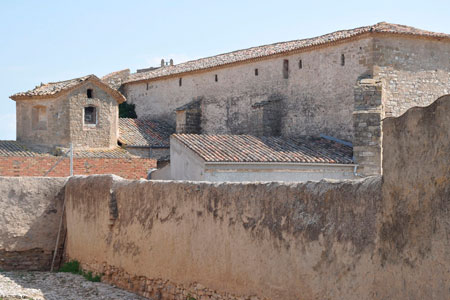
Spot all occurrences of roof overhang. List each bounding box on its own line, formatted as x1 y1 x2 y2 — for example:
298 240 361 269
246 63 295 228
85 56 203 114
10 75 126 104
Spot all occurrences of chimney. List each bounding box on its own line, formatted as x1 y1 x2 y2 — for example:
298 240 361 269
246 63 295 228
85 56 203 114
170 59 174 66
161 59 165 67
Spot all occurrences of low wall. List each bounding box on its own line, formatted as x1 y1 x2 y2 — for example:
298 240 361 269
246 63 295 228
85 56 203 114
377 94 450 300
0 177 66 270
65 175 382 300
0 157 155 179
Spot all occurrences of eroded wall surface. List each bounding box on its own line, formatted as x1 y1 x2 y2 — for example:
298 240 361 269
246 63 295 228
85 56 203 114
0 177 66 270
65 175 381 300
378 95 450 300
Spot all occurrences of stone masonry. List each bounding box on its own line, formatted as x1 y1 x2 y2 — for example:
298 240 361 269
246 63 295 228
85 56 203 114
353 79 382 176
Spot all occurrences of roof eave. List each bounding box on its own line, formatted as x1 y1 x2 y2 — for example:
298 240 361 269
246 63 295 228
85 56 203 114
122 31 450 86
9 76 126 104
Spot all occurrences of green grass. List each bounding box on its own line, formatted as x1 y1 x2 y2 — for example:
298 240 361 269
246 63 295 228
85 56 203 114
59 260 102 282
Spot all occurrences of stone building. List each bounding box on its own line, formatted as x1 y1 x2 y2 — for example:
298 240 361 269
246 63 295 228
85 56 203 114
114 22 450 176
5 75 173 179
10 75 123 150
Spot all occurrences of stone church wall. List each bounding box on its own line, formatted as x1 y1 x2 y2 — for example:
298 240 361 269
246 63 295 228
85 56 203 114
124 38 374 141
373 36 450 117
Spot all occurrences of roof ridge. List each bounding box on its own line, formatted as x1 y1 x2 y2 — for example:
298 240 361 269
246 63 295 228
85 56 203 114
125 22 450 85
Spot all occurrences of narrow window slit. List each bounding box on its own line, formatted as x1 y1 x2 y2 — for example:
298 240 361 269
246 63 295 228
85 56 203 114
283 59 289 79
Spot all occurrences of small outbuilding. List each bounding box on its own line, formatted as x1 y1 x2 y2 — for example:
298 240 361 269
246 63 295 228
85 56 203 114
167 134 357 182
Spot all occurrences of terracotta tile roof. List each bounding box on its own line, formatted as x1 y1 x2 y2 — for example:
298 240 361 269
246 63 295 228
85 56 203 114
71 147 137 158
125 22 450 84
101 69 131 90
173 134 354 164
10 75 126 103
0 141 138 159
0 141 46 157
119 118 174 148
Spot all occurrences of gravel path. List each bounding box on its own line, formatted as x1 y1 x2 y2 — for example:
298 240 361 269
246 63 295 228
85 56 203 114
0 271 147 300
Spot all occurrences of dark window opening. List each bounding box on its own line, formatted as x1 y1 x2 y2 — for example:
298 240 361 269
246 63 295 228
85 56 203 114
87 89 93 98
146 83 149 90
255 68 259 76
283 59 289 79
84 106 97 125
341 54 345 66
215 74 218 82
179 78 182 86
299 60 302 69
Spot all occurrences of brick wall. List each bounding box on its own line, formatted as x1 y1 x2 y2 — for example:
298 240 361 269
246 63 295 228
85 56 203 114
0 157 156 179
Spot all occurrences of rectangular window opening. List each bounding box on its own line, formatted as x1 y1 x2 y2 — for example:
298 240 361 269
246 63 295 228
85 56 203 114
299 59 302 69
283 59 289 79
179 78 182 87
84 106 97 125
341 54 345 66
255 68 259 76
87 89 93 98
215 74 218 82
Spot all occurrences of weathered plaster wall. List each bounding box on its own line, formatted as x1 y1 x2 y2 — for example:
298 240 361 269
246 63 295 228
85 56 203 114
378 94 450 300
170 137 205 181
203 163 356 182
374 37 450 117
124 38 373 141
65 175 381 300
0 177 66 270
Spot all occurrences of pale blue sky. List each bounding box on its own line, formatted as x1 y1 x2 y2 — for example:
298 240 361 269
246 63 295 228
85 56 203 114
1 0 449 139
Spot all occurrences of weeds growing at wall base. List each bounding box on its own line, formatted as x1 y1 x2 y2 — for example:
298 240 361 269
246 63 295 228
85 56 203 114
59 260 102 282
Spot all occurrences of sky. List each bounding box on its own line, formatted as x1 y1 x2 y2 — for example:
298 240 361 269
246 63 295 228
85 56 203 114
0 0 449 140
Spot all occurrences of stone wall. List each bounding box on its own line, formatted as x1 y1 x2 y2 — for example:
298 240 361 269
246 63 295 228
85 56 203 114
353 79 382 176
374 36 450 117
0 156 156 180
68 83 119 149
16 96 71 148
124 38 373 141
15 82 120 150
0 177 66 271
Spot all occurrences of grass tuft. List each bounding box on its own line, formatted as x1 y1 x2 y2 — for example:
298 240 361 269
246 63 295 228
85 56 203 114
59 260 102 282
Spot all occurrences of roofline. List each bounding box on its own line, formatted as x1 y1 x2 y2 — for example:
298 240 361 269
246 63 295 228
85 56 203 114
10 75 126 104
205 161 356 167
123 31 450 86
